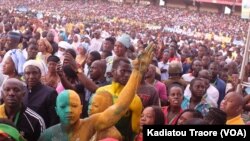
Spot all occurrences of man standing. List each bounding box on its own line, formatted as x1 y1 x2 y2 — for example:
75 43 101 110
23 60 59 128
94 57 143 141
158 51 169 81
0 78 45 141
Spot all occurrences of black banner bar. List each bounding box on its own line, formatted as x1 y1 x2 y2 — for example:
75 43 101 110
143 125 250 141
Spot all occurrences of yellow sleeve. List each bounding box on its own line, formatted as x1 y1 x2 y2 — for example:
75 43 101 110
129 95 143 133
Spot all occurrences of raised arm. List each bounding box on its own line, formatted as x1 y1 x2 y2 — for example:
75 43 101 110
93 43 155 131
62 53 99 93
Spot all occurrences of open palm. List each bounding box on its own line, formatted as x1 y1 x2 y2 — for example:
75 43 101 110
132 42 155 74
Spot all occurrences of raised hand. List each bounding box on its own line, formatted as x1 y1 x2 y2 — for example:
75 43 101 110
132 42 155 74
56 63 64 77
63 52 78 72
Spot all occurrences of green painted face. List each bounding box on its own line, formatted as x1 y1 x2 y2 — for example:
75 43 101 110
55 90 82 125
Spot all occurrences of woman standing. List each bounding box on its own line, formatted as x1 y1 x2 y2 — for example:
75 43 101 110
44 55 60 89
37 38 53 64
162 84 184 125
2 49 26 80
76 43 88 68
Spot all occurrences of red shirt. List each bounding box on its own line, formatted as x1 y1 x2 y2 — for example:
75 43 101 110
162 106 183 125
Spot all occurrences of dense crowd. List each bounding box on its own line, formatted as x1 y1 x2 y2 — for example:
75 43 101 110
0 0 249 141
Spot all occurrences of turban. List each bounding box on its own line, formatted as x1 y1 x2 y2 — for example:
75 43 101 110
117 34 131 49
23 59 45 75
58 41 71 50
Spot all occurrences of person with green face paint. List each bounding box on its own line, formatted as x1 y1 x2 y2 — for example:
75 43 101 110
38 43 155 141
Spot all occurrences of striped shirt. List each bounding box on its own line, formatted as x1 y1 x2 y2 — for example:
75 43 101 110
0 104 46 141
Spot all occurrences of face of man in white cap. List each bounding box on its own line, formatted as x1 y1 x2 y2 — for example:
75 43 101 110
23 60 43 90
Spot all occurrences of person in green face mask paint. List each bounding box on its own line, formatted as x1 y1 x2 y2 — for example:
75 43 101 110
38 43 155 141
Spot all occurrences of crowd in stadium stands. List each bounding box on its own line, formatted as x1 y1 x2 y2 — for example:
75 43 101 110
0 0 250 141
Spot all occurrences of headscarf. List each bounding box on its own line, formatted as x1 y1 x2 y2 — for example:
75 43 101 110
2 49 26 76
39 39 53 54
71 34 81 51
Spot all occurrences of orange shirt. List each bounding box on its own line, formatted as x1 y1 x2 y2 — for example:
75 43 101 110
226 115 245 125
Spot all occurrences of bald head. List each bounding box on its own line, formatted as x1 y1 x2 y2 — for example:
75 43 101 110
220 91 244 119
92 60 107 73
228 92 244 107
2 78 26 108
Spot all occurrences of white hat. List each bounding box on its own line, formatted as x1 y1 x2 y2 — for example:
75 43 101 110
117 34 132 49
23 60 44 75
58 41 71 49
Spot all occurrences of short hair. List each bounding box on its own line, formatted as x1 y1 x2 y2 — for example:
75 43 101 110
42 31 48 38
65 49 77 59
2 78 26 93
190 78 203 89
168 84 184 96
199 45 208 52
204 107 227 125
27 43 38 50
105 37 115 45
47 55 60 63
112 57 130 70
89 51 101 61
208 62 219 69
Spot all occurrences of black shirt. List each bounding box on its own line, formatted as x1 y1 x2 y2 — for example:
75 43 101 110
23 82 59 128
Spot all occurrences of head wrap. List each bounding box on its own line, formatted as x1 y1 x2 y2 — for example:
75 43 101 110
117 34 131 49
23 59 44 75
2 49 26 76
39 39 53 54
0 124 26 141
78 42 89 51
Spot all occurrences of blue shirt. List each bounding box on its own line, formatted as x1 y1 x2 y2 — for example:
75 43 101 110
181 96 211 116
213 77 226 107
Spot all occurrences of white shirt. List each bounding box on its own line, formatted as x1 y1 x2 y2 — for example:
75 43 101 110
89 38 103 52
182 73 195 82
158 61 169 81
184 84 219 107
